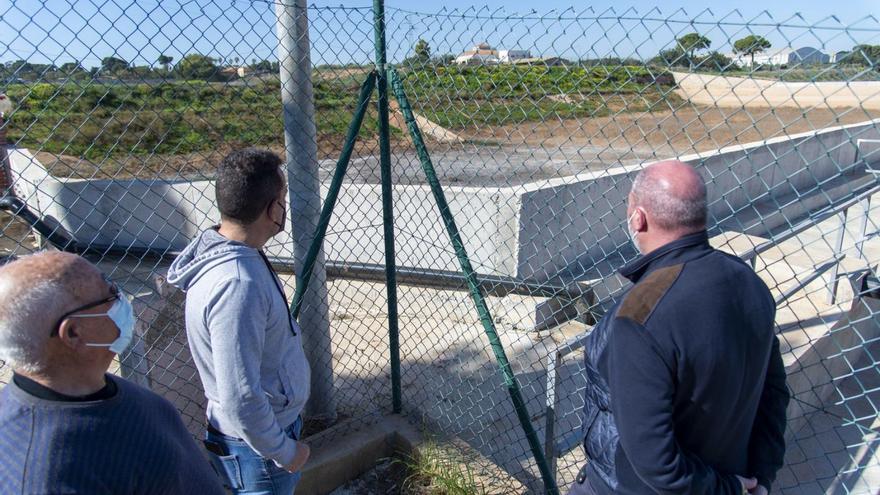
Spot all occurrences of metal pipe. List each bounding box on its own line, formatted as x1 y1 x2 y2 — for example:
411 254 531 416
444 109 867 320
0 195 588 300
741 181 880 263
828 210 848 305
275 257 591 299
0 113 11 195
373 0 402 415
777 254 845 306
274 0 336 420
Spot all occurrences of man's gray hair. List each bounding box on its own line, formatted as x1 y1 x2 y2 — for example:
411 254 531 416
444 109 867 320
0 275 73 373
631 167 708 231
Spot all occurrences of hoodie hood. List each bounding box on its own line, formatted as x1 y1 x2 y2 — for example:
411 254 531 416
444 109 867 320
167 228 260 291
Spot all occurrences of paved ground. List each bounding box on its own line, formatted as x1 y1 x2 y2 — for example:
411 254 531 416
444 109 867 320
0 203 876 494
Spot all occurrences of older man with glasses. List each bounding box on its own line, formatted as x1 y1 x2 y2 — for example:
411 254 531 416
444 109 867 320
0 251 224 494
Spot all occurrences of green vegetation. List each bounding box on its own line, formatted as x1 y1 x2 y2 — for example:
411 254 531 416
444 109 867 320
402 64 678 129
839 44 880 66
651 32 723 69
395 440 487 495
4 64 678 159
4 77 382 159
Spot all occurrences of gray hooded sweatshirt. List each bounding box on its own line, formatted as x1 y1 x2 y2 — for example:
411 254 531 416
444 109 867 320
167 228 310 468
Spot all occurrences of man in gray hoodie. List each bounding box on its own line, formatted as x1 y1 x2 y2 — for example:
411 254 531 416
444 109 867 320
168 148 311 494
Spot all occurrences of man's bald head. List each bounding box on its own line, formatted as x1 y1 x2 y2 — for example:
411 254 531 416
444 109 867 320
630 160 707 233
0 252 106 373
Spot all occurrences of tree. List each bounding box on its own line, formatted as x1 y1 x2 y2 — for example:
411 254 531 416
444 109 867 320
733 35 772 67
250 59 274 72
157 54 174 71
6 60 35 74
59 61 86 77
414 39 431 62
676 33 711 68
698 51 733 71
100 56 129 74
840 44 880 66
435 54 455 65
652 47 687 67
176 53 220 80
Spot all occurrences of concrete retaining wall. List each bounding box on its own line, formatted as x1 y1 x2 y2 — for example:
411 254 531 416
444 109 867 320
516 118 880 281
8 149 520 275
8 118 879 281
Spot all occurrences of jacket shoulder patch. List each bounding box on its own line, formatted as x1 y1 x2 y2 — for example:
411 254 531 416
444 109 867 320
617 264 683 325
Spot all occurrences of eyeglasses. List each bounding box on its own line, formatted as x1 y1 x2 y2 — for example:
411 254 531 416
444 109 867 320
50 277 120 337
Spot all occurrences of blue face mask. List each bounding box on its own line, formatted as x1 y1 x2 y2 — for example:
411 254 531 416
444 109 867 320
69 295 136 355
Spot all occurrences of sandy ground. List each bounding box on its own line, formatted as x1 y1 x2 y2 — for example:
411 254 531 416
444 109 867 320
463 106 880 159
672 72 880 111
26 103 880 185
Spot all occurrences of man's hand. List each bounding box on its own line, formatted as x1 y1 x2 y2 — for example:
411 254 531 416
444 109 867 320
285 442 310 473
736 476 757 493
750 485 769 495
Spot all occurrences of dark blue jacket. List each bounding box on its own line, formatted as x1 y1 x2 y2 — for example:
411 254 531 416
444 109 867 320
581 231 789 494
0 374 225 494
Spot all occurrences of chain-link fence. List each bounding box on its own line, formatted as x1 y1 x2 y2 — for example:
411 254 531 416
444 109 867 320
2 1 880 493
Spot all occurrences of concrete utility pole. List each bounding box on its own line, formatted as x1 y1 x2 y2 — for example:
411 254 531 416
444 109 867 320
274 0 336 421
0 94 13 195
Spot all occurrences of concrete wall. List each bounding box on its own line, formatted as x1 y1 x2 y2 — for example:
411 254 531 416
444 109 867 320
672 72 880 110
9 118 878 282
516 118 880 282
8 149 521 275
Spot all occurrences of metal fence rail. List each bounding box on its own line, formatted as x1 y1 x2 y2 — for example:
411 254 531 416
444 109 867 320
2 1 880 493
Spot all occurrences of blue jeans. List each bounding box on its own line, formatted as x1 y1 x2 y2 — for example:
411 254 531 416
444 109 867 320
205 417 303 495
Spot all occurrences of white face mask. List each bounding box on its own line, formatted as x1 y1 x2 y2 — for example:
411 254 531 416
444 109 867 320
627 210 643 254
69 295 136 355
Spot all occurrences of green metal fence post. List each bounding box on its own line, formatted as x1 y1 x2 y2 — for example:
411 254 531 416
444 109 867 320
374 0 402 414
388 68 560 495
291 72 376 319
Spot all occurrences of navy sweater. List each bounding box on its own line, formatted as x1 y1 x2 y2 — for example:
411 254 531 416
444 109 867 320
587 232 790 494
0 374 225 494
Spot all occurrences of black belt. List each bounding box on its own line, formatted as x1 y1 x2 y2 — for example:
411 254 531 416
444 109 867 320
207 422 242 440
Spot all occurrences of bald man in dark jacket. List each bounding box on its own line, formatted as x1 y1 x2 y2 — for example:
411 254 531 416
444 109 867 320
570 161 790 495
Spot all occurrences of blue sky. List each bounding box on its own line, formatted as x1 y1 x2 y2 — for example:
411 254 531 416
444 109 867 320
2 0 879 68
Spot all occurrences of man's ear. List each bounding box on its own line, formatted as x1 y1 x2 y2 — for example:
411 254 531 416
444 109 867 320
633 207 648 233
56 319 83 350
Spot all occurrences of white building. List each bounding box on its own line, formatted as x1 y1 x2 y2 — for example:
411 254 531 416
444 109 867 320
498 49 531 63
727 46 830 67
455 43 500 65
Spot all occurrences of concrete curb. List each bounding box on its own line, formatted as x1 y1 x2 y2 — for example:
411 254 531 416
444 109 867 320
297 415 422 495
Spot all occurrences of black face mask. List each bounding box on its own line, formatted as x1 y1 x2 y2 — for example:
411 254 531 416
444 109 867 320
268 199 286 235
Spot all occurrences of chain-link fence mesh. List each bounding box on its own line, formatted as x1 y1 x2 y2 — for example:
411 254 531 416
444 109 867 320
1 1 880 493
